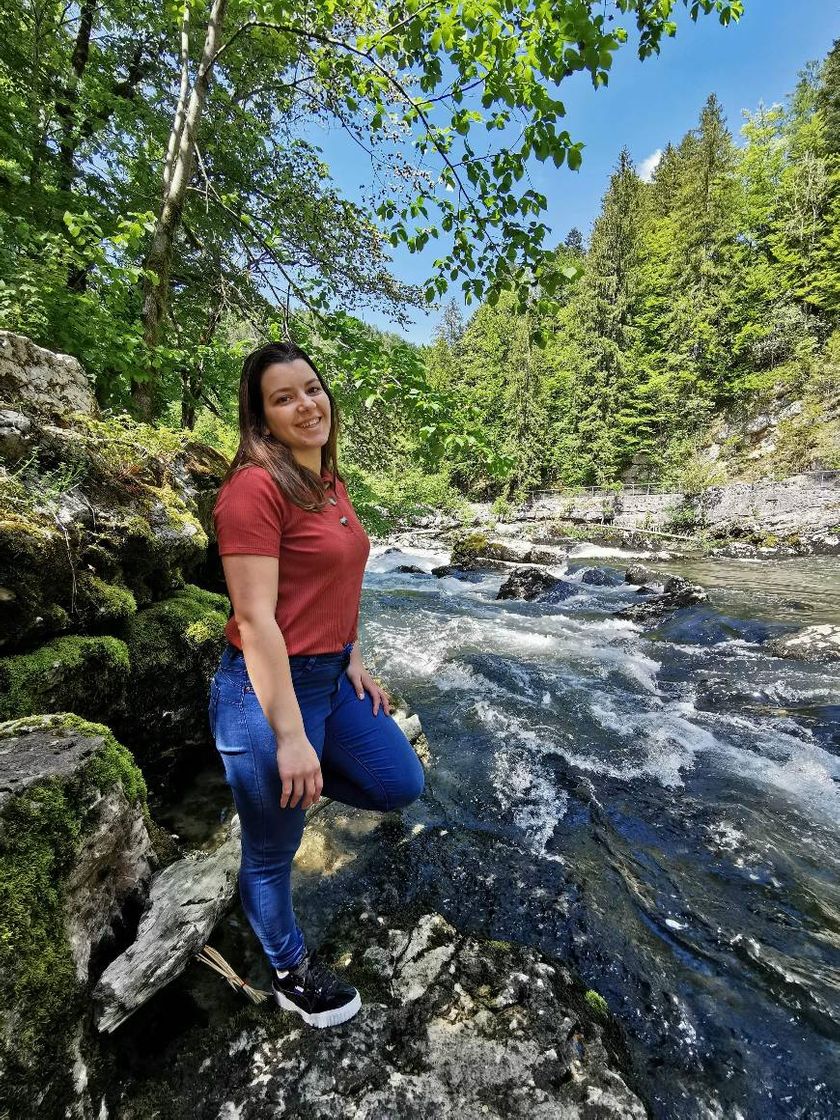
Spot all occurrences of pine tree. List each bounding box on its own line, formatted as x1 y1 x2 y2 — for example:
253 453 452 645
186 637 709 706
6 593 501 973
810 40 840 317
565 148 650 482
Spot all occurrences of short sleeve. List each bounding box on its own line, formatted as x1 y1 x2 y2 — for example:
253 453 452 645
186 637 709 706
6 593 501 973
213 466 285 557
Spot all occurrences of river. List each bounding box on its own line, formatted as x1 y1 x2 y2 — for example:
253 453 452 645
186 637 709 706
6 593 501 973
355 539 840 1119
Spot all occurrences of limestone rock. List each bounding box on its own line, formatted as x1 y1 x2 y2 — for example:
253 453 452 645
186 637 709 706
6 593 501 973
0 332 96 418
118 905 647 1120
0 714 150 1117
0 408 32 461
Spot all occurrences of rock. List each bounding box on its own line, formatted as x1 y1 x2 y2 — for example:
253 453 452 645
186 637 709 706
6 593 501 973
616 578 708 626
0 408 32 461
497 567 578 603
391 709 431 767
0 331 97 418
625 564 660 586
394 564 429 575
767 624 840 665
580 566 623 587
112 586 230 792
93 816 241 1033
0 406 226 650
527 545 569 565
0 634 131 723
0 714 151 1117
118 904 647 1120
430 565 487 583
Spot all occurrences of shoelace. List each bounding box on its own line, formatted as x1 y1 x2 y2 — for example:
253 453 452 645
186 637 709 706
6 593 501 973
301 951 341 997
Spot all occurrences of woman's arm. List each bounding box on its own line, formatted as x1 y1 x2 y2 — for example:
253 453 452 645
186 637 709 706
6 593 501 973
222 553 322 810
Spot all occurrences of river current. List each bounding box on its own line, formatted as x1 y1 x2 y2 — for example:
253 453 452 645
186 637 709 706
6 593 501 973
359 541 840 1119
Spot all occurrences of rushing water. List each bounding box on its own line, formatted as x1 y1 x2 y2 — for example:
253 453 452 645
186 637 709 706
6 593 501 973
359 541 840 1119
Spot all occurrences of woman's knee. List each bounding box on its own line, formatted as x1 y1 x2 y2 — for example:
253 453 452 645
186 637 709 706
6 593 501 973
389 758 425 809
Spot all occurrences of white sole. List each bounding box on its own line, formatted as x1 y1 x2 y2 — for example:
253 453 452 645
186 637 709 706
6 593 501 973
274 989 362 1028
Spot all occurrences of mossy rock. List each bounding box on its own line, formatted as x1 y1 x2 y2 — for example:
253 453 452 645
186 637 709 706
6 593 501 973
0 634 130 722
0 508 74 651
0 713 148 1119
450 530 490 569
114 585 229 792
0 408 225 651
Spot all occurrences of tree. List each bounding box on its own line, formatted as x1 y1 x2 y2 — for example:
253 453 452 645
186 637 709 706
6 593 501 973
4 0 747 419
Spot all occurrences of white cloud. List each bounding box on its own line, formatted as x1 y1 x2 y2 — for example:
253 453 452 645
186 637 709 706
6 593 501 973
638 148 663 183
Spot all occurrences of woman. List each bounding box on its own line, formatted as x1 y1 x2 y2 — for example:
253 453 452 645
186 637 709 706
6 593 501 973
208 340 425 1029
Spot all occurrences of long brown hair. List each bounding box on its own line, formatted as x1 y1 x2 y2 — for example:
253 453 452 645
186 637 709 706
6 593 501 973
220 341 343 512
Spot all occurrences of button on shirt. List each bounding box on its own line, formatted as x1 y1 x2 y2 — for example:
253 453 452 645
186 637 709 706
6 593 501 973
212 465 370 655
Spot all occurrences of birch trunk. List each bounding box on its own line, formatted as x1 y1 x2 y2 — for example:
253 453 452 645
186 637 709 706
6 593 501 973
133 0 228 420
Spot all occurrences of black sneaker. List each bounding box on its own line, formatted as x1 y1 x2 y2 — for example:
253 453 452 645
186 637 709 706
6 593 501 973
272 948 361 1028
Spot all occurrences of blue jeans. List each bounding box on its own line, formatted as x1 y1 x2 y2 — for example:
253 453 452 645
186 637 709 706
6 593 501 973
208 641 425 969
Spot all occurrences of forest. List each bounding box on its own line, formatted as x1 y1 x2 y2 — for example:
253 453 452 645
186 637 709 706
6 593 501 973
1 2 837 517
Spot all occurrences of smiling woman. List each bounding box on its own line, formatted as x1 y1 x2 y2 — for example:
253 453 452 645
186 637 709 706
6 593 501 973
208 340 425 1030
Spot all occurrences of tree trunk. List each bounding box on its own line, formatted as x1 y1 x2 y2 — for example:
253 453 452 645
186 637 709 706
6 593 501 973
133 0 228 421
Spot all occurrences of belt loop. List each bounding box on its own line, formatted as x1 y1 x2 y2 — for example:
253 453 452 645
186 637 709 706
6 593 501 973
305 655 317 671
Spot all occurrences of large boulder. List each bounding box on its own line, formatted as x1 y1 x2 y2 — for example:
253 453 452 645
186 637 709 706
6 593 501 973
114 585 229 791
0 714 153 1120
0 406 228 651
0 635 131 723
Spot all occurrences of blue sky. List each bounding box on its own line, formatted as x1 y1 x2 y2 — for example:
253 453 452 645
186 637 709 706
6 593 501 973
315 0 840 345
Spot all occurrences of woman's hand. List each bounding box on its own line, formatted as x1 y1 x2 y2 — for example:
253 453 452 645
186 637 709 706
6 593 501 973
346 646 392 716
275 730 323 810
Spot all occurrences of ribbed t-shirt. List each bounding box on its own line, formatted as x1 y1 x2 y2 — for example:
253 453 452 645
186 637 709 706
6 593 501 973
212 465 370 655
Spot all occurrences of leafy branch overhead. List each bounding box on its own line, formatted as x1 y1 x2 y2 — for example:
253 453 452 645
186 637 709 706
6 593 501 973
210 0 745 316
0 0 745 421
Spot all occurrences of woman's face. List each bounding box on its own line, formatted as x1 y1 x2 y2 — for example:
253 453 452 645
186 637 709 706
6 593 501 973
260 359 331 454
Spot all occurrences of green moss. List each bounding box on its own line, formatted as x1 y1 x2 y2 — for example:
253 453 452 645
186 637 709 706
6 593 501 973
0 714 146 1115
0 635 130 722
584 989 609 1019
126 585 228 666
450 531 490 568
75 572 137 625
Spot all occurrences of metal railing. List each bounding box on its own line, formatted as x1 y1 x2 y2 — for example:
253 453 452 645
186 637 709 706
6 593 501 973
528 469 839 503
528 484 682 499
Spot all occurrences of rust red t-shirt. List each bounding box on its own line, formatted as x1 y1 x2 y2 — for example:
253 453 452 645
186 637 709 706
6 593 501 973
212 465 370 655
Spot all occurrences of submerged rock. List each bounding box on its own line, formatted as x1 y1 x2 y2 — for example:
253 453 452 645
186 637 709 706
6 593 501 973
430 564 487 583
579 566 624 587
116 905 646 1120
767 624 840 664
